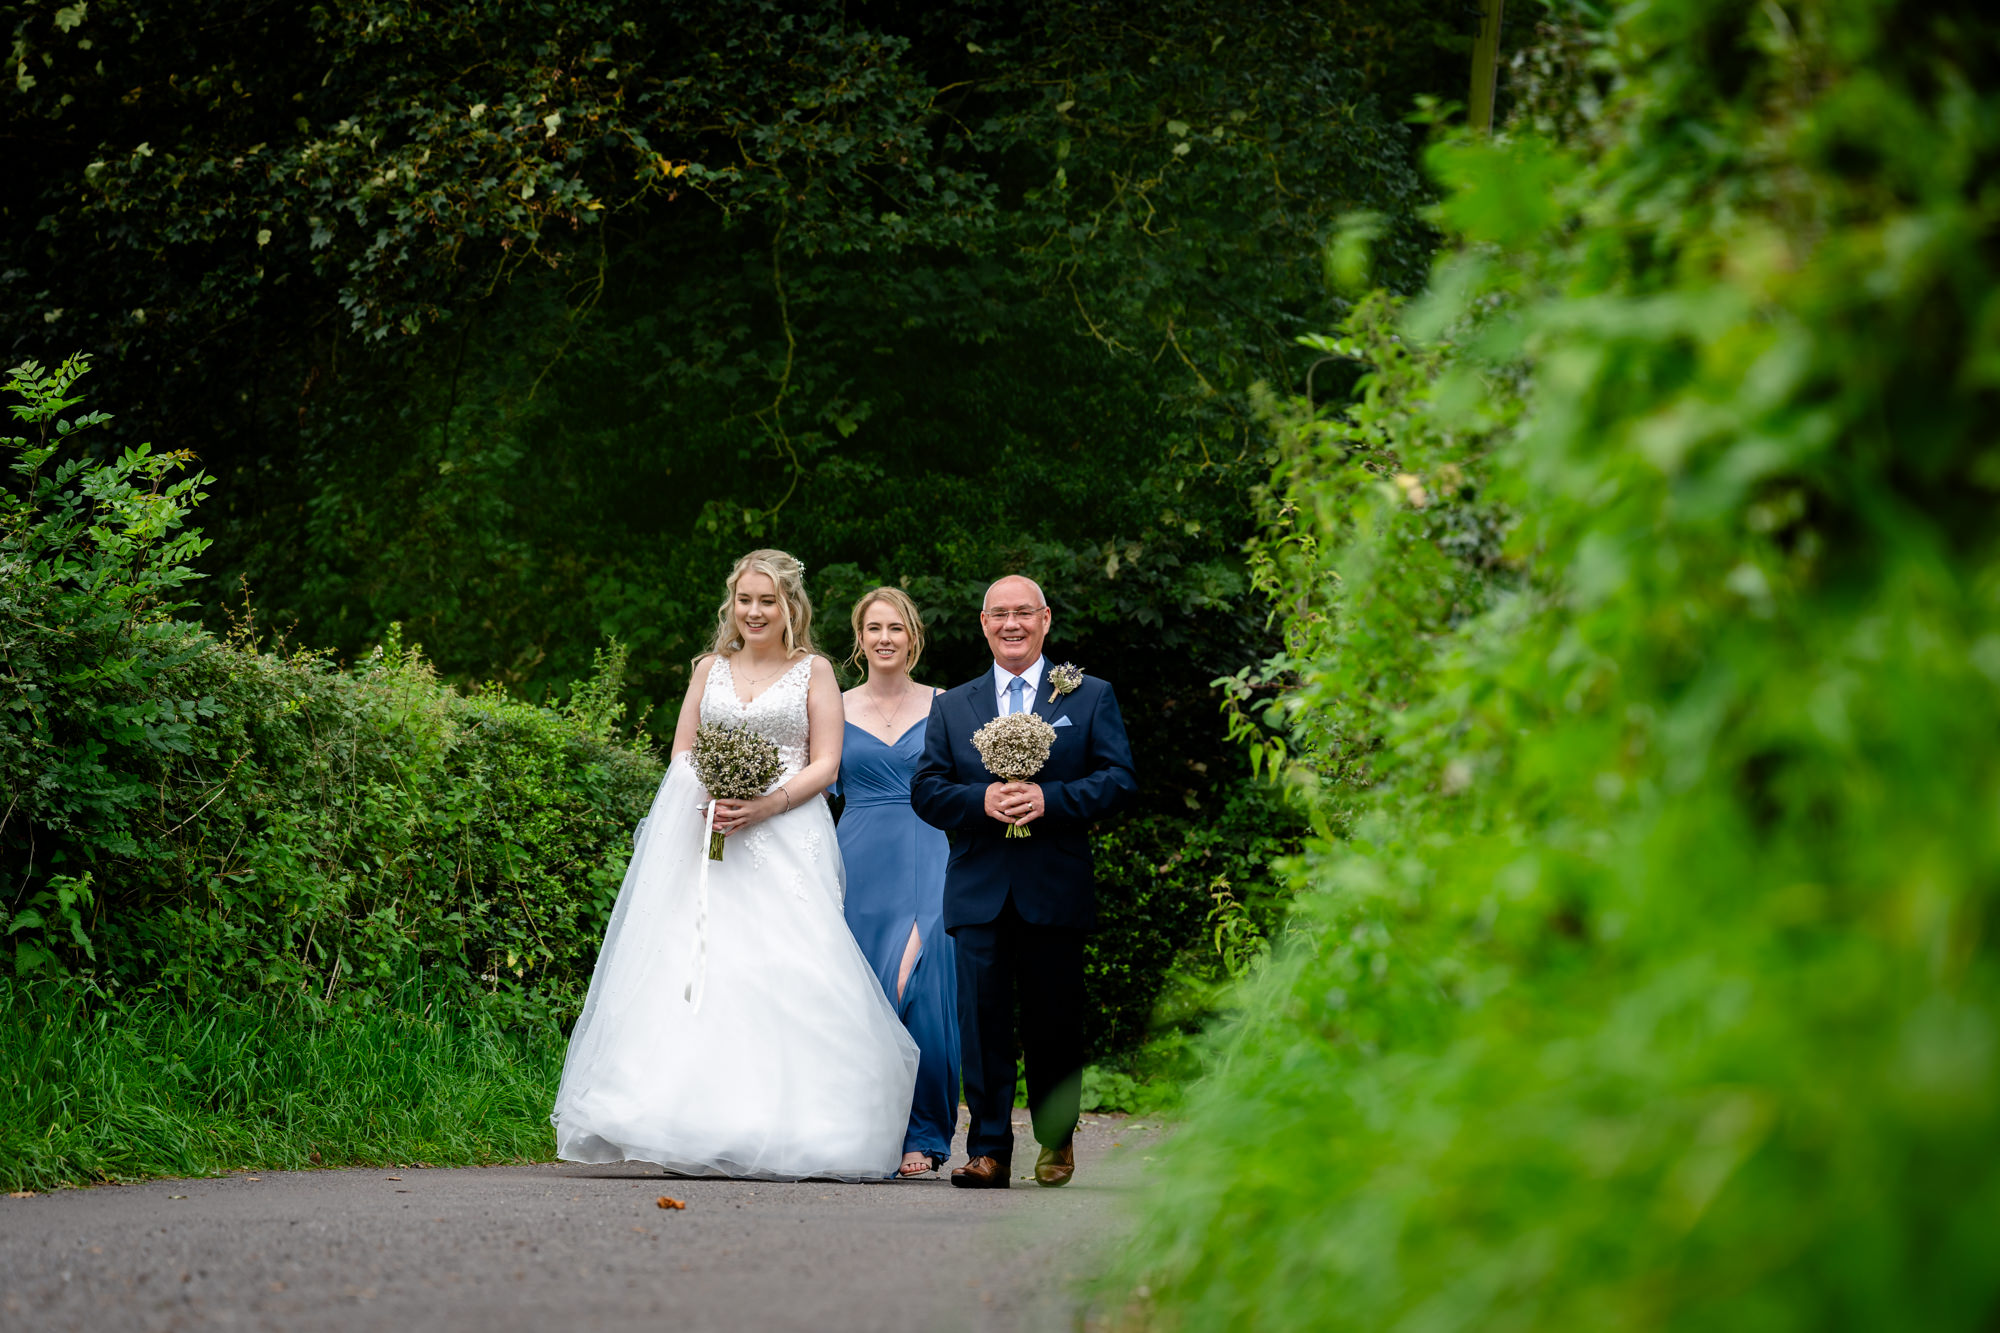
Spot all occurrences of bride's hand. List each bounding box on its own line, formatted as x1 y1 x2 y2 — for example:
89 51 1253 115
706 792 785 836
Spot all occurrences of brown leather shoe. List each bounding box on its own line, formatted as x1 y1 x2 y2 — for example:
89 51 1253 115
949 1155 1010 1189
1034 1143 1075 1188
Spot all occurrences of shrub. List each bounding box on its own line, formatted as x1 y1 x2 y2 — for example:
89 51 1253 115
1085 784 1302 1063
2 357 660 1017
1112 0 2000 1327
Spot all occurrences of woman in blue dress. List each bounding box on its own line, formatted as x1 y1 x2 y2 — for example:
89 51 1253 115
836 587 959 1178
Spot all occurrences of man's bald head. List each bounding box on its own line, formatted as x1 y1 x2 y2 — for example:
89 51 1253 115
982 575 1047 612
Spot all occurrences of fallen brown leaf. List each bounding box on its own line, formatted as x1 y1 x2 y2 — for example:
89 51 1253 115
385 1176 402 1182
655 1196 686 1210
6 1191 34 1199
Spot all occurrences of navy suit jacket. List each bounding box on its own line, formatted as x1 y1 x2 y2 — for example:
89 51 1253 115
911 665 1138 932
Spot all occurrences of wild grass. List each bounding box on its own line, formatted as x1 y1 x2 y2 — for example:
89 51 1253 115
0 984 565 1192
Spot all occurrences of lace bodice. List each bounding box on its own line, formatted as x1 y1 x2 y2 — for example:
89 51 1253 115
701 655 814 782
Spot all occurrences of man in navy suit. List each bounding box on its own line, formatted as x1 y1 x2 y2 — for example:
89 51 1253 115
911 575 1138 1189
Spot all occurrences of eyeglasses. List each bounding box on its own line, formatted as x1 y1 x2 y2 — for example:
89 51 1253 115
982 608 1044 624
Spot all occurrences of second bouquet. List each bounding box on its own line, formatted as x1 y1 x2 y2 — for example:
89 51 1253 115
971 711 1058 838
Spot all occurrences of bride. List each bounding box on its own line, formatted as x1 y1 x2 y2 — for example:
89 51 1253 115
551 549 919 1179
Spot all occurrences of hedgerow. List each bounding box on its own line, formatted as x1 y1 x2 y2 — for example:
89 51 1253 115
2 356 659 1016
1113 0 2000 1326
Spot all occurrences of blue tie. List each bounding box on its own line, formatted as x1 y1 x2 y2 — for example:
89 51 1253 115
1007 676 1026 715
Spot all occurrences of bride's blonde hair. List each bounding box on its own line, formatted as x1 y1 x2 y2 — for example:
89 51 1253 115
708 549 816 658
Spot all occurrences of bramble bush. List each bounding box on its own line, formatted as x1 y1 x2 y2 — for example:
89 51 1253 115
1113 0 2000 1327
2 356 660 1016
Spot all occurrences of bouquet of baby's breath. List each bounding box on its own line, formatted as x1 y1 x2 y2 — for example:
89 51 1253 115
971 712 1058 838
690 723 783 860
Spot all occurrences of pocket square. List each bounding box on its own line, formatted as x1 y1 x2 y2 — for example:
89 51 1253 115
1053 715 1073 728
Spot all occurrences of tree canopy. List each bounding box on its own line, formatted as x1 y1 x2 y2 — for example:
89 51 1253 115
4 0 1486 814
3 0 1507 1059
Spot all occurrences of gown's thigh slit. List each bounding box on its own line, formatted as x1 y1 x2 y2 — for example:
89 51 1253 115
895 918 922 1002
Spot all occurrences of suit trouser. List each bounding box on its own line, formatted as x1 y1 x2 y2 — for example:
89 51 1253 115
953 895 1086 1164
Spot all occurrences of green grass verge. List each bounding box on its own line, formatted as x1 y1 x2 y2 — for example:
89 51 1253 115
0 986 565 1191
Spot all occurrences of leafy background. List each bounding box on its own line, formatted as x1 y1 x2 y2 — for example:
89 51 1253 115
11 1 1994 1328
5 0 1519 1102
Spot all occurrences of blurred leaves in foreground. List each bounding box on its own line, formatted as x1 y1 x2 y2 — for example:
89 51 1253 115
1110 0 2000 1327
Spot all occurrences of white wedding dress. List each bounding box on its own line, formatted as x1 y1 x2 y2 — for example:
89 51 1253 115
551 655 919 1179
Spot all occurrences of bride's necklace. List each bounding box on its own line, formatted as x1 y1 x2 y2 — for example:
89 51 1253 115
732 654 795 690
863 679 914 736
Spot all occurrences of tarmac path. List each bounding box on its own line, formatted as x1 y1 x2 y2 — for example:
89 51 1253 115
0 1110 1154 1333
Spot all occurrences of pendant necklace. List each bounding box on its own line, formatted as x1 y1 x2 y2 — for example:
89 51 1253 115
865 680 913 738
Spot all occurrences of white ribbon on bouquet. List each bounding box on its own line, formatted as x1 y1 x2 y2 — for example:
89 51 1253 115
684 797 717 1013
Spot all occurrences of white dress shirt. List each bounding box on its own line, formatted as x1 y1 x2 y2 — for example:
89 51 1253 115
992 656 1046 715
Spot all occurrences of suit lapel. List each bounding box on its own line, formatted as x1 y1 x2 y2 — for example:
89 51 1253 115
1030 663 1059 720
971 662 1056 725
963 673 1000 781
969 671 1000 728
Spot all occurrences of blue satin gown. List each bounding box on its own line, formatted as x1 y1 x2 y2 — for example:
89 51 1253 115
835 715 960 1161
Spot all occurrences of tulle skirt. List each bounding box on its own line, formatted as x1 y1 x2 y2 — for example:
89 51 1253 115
551 755 919 1180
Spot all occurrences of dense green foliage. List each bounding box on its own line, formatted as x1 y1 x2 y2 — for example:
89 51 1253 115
1116 0 2000 1326
1086 779 1302 1066
0 357 1274 1075
12 0 1500 1067
5 0 1439 714
3 357 660 1013
0 984 564 1192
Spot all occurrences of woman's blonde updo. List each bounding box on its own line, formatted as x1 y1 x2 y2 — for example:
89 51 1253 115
708 549 816 658
847 587 927 674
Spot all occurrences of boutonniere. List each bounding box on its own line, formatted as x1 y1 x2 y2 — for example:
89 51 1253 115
1048 662 1085 699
